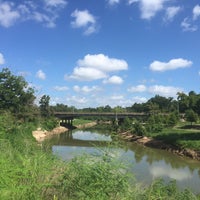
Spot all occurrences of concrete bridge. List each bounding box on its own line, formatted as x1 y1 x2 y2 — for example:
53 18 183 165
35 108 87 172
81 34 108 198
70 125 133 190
54 112 148 127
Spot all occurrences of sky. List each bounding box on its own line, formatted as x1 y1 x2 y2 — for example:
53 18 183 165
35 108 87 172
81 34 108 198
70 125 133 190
0 0 200 108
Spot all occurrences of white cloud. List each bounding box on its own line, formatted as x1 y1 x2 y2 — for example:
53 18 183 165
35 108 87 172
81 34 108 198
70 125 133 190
128 84 146 92
32 11 56 28
73 85 101 93
132 96 147 103
110 95 124 100
103 75 124 85
66 95 88 105
67 54 128 81
107 0 120 6
67 67 107 81
78 54 128 72
148 85 183 97
128 0 139 5
139 0 166 20
0 2 20 27
44 0 67 8
0 53 5 65
193 5 200 20
71 9 97 35
181 18 198 32
53 86 69 91
0 1 66 28
164 6 181 21
150 58 192 72
36 70 46 80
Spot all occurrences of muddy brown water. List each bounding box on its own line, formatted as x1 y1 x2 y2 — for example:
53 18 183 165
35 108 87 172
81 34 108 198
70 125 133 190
46 129 200 194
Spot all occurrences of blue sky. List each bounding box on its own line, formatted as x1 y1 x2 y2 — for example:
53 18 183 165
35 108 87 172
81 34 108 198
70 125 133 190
0 0 200 108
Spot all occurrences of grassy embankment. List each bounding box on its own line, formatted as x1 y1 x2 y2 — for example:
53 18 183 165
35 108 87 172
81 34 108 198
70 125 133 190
0 113 200 199
145 122 200 151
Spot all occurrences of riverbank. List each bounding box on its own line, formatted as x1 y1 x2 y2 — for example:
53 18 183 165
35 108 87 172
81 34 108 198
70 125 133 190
120 131 200 161
32 126 68 142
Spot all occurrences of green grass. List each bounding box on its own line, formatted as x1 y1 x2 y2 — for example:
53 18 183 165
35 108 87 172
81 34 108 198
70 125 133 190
73 118 93 126
147 124 200 150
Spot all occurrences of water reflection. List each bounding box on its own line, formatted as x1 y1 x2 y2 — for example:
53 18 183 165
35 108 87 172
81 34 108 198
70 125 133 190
47 129 200 194
149 163 192 181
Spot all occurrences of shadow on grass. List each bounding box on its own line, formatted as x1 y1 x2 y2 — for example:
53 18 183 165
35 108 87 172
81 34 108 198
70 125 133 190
180 125 200 130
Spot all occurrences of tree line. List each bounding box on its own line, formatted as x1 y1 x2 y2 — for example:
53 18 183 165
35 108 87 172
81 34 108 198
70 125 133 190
0 68 199 125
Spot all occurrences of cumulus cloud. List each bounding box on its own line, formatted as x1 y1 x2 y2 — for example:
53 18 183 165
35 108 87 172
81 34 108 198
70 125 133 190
73 85 101 93
0 53 5 65
139 0 166 20
67 67 107 81
181 18 198 32
36 70 46 80
0 2 20 27
78 54 128 72
193 5 200 20
128 0 139 5
107 0 120 6
110 95 124 100
148 85 183 97
103 75 124 85
66 54 128 81
150 58 192 72
164 6 181 21
44 0 67 8
127 84 146 92
53 86 69 91
66 96 88 105
71 9 97 35
0 1 67 28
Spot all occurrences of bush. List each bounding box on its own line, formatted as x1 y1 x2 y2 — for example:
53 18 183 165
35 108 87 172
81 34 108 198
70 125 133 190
133 122 146 136
57 153 133 200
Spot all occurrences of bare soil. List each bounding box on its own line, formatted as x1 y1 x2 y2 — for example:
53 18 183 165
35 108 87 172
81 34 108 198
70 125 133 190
32 126 68 142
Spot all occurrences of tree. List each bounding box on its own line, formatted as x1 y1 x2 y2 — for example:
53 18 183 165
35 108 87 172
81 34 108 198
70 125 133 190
185 109 198 126
0 68 35 114
167 112 179 127
39 95 50 117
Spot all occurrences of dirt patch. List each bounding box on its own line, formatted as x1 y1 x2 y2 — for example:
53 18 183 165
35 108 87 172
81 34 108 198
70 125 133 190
32 126 68 142
119 132 200 161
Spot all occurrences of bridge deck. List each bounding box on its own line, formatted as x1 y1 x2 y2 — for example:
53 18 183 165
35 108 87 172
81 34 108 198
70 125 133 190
54 112 148 119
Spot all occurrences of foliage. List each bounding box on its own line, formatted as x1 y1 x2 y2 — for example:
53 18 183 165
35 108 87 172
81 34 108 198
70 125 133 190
57 153 132 200
120 117 133 132
40 117 58 131
166 112 179 127
185 109 198 125
0 68 35 116
145 114 164 133
133 121 146 136
142 179 199 200
39 95 51 117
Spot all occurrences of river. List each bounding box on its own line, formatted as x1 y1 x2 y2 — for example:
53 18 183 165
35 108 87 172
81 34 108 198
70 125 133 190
46 129 200 194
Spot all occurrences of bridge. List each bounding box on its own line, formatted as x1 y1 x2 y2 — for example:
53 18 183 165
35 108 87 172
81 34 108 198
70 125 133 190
54 112 149 127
